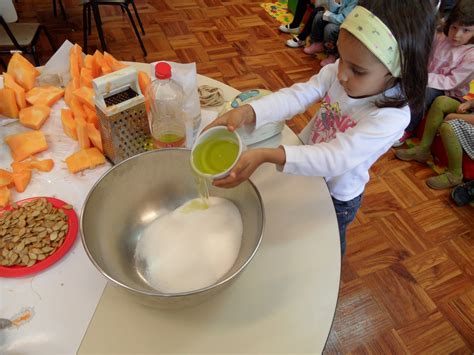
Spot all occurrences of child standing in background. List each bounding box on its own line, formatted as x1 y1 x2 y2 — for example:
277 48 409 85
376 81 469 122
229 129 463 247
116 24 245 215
394 0 474 146
206 0 437 255
302 0 358 67
396 98 474 189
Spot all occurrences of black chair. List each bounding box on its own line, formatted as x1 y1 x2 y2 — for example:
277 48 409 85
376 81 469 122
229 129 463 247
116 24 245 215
0 15 56 66
82 0 147 57
52 0 68 21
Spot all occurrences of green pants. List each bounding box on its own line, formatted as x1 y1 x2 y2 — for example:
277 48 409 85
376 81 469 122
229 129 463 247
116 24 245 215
420 96 463 176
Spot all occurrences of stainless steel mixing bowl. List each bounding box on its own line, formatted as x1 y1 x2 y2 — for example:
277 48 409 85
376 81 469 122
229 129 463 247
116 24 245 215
81 149 264 308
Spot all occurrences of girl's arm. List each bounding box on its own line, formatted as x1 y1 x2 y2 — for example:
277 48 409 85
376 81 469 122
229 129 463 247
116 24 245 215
325 0 357 25
445 113 474 125
428 51 474 91
249 61 338 130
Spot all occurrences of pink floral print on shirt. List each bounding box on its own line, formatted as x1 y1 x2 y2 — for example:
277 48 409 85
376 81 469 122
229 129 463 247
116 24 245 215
310 94 357 144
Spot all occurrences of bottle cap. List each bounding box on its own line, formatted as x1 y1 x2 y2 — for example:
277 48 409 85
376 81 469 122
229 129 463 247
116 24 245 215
155 62 172 79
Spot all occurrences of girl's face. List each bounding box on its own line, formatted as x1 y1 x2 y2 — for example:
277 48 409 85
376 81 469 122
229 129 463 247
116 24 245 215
337 30 393 98
448 22 474 46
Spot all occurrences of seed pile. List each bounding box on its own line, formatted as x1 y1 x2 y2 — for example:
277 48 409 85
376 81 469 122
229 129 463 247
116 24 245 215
0 198 71 267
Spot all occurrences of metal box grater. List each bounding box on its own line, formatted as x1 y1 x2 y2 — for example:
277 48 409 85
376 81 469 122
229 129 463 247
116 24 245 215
93 67 151 164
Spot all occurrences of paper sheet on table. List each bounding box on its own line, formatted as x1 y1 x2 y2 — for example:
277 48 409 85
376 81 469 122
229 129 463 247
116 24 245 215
37 40 74 87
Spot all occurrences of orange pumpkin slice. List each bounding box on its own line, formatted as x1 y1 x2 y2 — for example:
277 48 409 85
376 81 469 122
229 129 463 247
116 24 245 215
103 52 127 72
0 88 19 118
0 186 11 208
3 72 27 109
0 169 14 188
11 161 30 172
5 130 48 162
70 44 83 84
6 53 40 91
11 158 54 172
26 86 65 107
19 105 51 130
80 67 93 88
72 86 94 110
87 123 103 152
65 147 106 174
85 53 101 78
61 109 78 140
12 169 32 193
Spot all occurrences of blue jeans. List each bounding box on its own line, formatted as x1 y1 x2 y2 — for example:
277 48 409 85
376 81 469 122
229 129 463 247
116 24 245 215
332 193 362 256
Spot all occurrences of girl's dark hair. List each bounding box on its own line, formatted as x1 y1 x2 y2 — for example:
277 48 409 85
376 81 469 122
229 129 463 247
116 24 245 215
443 0 474 37
358 0 437 114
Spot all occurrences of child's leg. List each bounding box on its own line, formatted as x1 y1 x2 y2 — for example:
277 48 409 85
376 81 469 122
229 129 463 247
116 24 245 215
289 0 311 28
426 122 463 189
297 8 317 41
309 11 326 44
331 194 362 256
320 23 340 66
405 87 444 133
396 96 460 162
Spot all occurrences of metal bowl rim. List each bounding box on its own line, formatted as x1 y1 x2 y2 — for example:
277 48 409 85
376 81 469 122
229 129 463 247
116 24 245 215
80 148 265 298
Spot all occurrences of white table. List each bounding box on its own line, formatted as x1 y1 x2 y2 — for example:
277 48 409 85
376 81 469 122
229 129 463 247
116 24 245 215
1 63 340 354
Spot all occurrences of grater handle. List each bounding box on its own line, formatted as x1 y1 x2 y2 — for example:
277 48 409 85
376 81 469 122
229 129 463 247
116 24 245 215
93 67 142 109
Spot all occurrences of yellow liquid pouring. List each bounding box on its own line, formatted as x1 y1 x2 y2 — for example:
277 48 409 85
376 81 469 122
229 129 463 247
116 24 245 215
192 138 239 175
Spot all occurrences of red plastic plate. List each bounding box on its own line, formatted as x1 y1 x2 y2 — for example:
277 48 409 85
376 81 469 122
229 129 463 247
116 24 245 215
0 197 78 278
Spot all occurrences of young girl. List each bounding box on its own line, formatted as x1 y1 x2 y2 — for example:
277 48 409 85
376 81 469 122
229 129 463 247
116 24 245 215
396 97 474 189
205 0 437 255
302 0 358 67
394 0 474 146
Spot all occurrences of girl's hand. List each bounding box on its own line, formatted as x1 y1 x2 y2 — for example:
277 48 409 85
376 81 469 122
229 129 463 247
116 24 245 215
457 101 471 114
203 104 256 132
212 149 265 188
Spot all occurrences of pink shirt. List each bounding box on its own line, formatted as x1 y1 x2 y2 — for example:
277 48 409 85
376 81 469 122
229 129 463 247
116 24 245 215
428 32 474 100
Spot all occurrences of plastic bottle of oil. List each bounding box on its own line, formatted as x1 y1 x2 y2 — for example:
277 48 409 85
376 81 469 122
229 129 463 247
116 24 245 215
148 62 186 148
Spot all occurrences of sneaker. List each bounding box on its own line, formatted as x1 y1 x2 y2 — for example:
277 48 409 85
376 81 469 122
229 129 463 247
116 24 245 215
426 171 463 190
395 147 431 163
279 24 300 34
304 42 325 55
451 180 474 206
286 37 305 48
320 55 337 67
392 131 412 147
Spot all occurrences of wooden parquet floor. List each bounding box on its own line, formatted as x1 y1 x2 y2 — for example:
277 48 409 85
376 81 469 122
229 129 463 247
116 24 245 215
4 0 474 353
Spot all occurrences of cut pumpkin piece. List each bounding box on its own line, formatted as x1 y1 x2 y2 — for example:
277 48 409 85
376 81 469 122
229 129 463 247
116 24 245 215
61 109 78 140
87 123 103 152
25 85 65 107
70 43 83 83
3 72 27 109
0 88 19 118
80 67 93 88
19 105 51 130
11 158 54 172
0 169 14 188
72 86 94 110
83 105 99 127
29 158 54 172
5 130 48 162
103 52 127 72
75 115 91 149
70 97 87 121
0 186 11 208
12 169 32 193
65 147 106 174
6 53 40 91
85 53 101 78
64 81 74 107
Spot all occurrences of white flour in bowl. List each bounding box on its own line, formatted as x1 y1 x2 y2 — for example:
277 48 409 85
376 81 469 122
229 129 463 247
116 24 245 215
135 196 243 293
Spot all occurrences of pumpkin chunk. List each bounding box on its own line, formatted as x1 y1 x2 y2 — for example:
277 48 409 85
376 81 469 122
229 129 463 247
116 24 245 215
19 105 51 130
0 169 14 188
3 72 27 109
12 169 32 193
0 186 11 208
11 158 54 172
26 86 65 107
65 147 106 173
87 123 103 152
6 53 39 91
75 115 91 149
0 88 19 118
103 52 127 72
5 130 48 161
72 86 94 110
61 109 78 140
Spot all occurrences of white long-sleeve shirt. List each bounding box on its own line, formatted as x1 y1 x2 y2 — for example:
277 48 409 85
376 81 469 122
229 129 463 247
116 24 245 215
250 61 410 201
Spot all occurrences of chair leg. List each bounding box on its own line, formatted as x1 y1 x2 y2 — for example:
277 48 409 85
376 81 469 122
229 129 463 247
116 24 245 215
88 4 92 35
91 2 108 52
31 45 40 66
83 5 88 53
58 0 67 21
41 25 56 52
130 0 145 35
123 5 147 57
0 57 6 71
53 0 57 17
